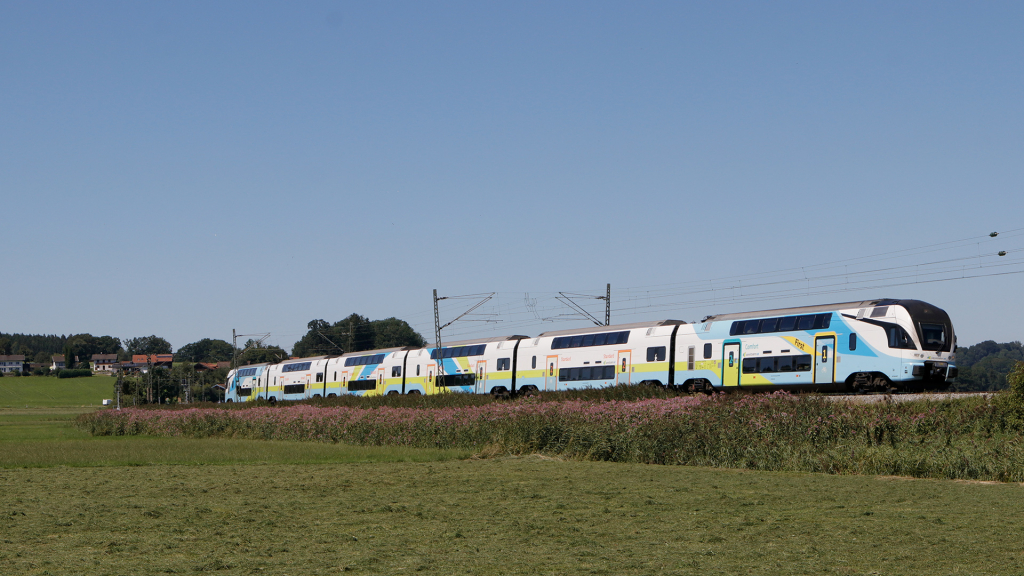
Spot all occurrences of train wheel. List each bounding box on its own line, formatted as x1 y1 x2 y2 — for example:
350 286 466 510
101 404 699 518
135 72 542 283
406 390 421 396
387 391 399 396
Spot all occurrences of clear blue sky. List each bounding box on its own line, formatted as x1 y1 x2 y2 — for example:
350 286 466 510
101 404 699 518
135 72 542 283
2 1 1022 352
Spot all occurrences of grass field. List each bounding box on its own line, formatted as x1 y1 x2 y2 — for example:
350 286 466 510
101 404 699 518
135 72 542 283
3 455 1023 575
0 375 114 408
4 389 1024 574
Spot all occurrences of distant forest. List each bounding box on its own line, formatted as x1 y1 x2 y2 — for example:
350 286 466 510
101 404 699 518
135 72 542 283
951 340 1024 391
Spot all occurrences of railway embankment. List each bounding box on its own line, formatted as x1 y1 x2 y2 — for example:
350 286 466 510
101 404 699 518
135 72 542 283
79 387 1024 482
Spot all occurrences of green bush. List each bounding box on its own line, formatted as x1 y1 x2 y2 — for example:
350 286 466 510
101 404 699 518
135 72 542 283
57 368 93 379
1009 361 1024 396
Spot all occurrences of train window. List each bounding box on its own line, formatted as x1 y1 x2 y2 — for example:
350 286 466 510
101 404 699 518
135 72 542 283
760 318 779 333
760 357 776 373
778 316 798 331
687 346 695 370
797 315 816 330
604 365 615 379
593 333 607 346
570 335 584 348
777 356 794 372
849 333 857 351
283 362 312 373
532 356 537 369
728 352 734 367
742 358 758 373
704 343 712 359
391 366 401 377
443 348 454 358
730 322 740 336
887 326 917 350
646 346 666 362
871 306 888 318
743 320 761 335
416 365 420 376
497 358 511 371
580 367 592 380
813 314 831 329
582 334 595 347
795 355 812 371
316 372 324 383
920 323 947 351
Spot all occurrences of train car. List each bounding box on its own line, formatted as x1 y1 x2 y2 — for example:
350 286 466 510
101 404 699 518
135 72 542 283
322 348 407 397
683 299 957 393
513 321 686 394
261 356 333 402
421 336 529 396
224 363 271 402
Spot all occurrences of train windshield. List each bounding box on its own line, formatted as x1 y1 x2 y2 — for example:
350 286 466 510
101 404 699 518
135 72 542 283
919 323 948 351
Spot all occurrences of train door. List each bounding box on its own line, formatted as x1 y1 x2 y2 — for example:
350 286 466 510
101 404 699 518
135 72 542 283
814 336 835 384
342 370 349 393
722 343 740 387
476 360 487 394
304 374 311 398
428 363 436 394
545 355 558 391
616 350 631 385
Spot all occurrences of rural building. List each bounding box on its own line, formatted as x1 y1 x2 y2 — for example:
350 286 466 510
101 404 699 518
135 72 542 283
91 354 118 373
123 354 175 373
51 355 66 371
0 355 26 374
195 361 232 372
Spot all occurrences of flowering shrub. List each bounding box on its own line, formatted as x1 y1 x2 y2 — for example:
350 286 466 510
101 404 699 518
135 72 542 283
77 392 1024 481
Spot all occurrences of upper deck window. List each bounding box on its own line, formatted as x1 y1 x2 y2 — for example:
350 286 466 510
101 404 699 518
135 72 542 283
551 331 629 349
344 354 386 367
430 345 486 360
730 313 830 336
283 362 312 373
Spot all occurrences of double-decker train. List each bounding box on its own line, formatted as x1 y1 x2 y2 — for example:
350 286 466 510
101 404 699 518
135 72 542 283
224 298 958 401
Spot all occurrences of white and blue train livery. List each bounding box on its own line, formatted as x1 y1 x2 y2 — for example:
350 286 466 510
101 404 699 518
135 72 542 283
223 298 957 401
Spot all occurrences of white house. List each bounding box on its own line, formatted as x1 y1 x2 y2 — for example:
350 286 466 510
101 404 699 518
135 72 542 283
51 355 66 371
0 355 26 374
91 354 118 373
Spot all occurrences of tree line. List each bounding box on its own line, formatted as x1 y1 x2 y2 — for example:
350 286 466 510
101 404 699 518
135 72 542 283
1 313 426 370
951 340 1024 391
0 332 172 368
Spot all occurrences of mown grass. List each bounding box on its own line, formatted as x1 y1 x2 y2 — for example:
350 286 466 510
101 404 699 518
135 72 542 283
0 375 113 408
2 457 1023 575
0 408 469 468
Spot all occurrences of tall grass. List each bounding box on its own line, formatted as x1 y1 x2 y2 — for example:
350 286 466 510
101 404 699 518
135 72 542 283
77 391 1024 481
